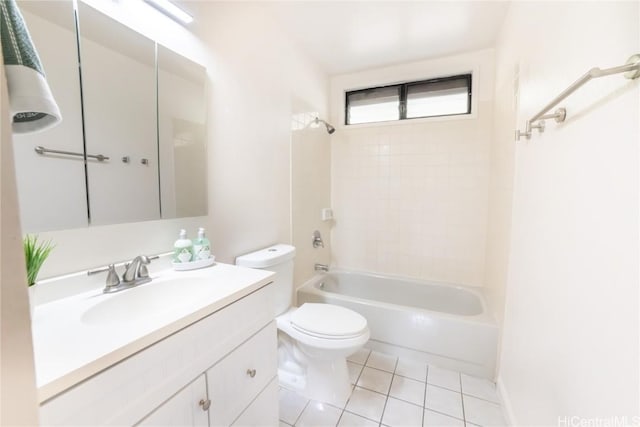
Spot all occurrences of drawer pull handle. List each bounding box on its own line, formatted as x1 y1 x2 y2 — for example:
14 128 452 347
199 398 211 411
246 368 257 378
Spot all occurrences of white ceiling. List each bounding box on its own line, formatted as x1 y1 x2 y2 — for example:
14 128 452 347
179 1 510 76
262 1 510 75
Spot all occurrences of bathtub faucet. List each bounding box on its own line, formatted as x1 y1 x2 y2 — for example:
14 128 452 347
314 263 329 272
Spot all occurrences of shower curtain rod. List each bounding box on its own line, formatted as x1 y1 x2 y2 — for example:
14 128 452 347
515 54 640 141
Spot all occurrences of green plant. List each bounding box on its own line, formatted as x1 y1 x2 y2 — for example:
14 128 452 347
23 235 54 286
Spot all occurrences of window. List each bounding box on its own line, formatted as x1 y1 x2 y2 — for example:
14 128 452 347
345 74 471 125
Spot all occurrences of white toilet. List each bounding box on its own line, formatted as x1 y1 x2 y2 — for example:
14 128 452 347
236 244 369 407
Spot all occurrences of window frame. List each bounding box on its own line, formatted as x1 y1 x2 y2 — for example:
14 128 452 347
345 73 472 126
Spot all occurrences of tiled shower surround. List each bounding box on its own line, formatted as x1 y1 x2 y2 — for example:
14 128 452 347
331 107 493 287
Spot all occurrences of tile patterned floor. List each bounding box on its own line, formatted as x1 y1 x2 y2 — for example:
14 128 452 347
278 348 507 427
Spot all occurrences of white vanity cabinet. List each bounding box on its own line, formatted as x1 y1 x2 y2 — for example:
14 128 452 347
207 322 278 426
39 283 278 426
138 321 279 427
137 375 209 427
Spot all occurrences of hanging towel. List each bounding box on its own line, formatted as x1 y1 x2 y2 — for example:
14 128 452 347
0 0 61 134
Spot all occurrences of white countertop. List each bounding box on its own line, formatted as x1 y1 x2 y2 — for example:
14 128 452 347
31 262 274 403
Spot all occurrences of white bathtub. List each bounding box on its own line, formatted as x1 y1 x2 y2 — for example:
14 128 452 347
297 270 498 379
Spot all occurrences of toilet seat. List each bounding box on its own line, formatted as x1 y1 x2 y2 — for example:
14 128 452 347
277 304 370 351
290 303 368 339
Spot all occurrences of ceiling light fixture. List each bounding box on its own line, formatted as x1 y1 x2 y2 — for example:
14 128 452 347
144 0 193 24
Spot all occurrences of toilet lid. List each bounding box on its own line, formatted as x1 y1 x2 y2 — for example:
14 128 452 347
290 303 368 338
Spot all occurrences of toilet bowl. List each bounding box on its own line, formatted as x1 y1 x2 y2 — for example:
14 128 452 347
276 303 370 405
236 245 369 407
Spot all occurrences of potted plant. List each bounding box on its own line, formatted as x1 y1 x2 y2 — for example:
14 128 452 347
23 234 54 287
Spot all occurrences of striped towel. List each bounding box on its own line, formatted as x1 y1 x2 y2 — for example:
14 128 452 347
0 0 61 134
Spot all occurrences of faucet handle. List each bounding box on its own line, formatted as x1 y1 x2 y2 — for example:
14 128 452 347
312 230 325 248
138 263 149 278
105 264 120 288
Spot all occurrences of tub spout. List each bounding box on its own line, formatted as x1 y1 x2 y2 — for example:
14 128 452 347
314 263 329 272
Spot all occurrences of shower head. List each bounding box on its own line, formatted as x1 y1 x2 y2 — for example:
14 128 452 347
313 117 336 135
325 122 336 134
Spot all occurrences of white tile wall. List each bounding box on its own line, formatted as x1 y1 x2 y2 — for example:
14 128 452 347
331 106 492 287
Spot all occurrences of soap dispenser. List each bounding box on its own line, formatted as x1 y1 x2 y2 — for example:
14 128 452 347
173 229 194 263
192 227 211 261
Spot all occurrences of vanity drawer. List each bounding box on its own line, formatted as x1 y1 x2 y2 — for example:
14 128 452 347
207 321 277 427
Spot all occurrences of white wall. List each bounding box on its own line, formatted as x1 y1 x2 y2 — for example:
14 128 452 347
0 43 40 425
484 34 516 324
329 50 494 287
193 2 329 264
495 2 639 423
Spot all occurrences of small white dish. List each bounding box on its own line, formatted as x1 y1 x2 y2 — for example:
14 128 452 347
172 256 215 271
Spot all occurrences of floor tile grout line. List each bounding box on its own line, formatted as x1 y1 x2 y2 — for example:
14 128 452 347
426 381 462 394
292 399 311 427
422 364 429 427
424 407 467 423
335 384 355 427
280 350 504 427
461 392 502 405
339 352 369 427
384 369 428 408
362 348 373 365
424 378 468 423
364 350 398 373
354 348 373 367
335 409 344 426
459 373 466 425
288 389 490 425
376 356 399 426
342 408 383 425
395 371 428 383
353 384 391 398
356 384 426 411
361 365 396 377
342 349 369 425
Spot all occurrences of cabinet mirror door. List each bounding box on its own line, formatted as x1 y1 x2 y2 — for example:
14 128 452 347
13 1 88 232
77 2 160 225
157 45 207 219
13 2 208 233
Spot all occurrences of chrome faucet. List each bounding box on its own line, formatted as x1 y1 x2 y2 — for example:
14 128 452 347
103 255 152 293
314 263 329 272
123 255 151 283
87 255 157 294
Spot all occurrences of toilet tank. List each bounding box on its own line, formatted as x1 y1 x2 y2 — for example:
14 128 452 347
235 244 296 316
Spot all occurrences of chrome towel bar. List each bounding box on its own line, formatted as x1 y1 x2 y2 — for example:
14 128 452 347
35 145 110 161
516 54 640 141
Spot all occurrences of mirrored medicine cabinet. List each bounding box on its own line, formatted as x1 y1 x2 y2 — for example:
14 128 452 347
13 0 208 233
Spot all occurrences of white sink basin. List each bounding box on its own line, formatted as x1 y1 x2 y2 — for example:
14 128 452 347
81 276 217 325
33 262 275 401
